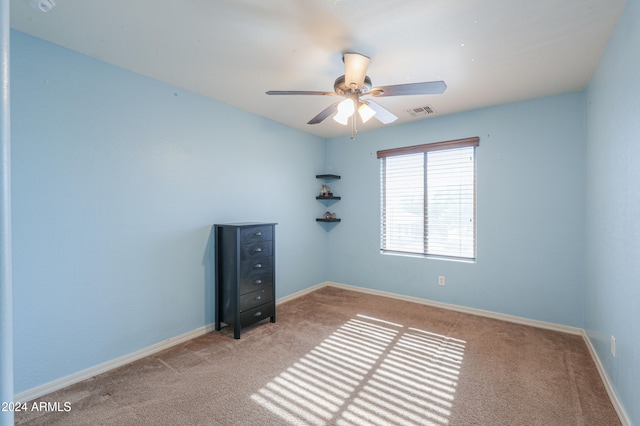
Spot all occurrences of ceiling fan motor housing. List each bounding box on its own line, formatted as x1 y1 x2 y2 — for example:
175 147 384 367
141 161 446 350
334 75 373 95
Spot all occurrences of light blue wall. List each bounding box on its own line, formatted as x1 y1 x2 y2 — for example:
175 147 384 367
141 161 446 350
1 2 14 425
10 2 639 419
325 93 586 328
10 31 327 394
584 0 640 423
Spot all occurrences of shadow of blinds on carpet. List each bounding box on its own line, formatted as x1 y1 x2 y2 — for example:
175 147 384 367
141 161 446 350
251 314 466 425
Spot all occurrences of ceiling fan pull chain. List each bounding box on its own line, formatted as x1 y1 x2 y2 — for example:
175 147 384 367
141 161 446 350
351 114 357 140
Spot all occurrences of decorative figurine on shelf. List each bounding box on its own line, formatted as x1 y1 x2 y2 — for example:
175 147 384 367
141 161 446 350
320 184 330 197
323 211 337 220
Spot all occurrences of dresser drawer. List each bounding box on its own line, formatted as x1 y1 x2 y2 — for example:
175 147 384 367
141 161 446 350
240 303 274 327
239 270 273 294
241 241 273 261
240 225 273 244
240 257 272 277
240 287 274 311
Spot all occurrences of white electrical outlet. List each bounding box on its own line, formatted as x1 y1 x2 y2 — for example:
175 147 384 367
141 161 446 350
611 335 616 357
438 276 446 286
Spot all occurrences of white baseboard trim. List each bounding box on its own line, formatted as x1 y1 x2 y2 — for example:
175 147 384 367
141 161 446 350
14 324 216 403
276 281 329 305
322 281 628 424
581 330 630 426
15 282 330 403
15 280 628 426
325 281 583 335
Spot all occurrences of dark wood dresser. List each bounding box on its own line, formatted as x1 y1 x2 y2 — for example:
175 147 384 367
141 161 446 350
214 223 277 339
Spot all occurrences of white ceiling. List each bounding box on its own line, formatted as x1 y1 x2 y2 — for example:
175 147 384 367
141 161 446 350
10 0 627 139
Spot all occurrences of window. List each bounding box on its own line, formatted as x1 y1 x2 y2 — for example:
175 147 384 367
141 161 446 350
378 137 478 261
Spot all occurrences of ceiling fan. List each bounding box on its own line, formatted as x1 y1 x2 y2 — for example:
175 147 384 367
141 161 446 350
266 52 447 138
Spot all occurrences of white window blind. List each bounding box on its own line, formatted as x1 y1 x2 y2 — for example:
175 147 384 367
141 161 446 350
378 137 478 260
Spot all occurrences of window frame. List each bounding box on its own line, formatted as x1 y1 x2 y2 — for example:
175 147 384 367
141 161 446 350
377 137 479 261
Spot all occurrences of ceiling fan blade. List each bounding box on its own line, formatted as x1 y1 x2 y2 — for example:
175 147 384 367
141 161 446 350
370 80 447 97
343 52 370 91
307 102 339 125
266 90 339 96
364 100 398 124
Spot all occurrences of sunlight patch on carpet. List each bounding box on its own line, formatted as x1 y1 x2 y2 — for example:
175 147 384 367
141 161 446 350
251 314 466 425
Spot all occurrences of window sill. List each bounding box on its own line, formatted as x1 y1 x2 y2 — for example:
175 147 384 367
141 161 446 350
380 250 476 263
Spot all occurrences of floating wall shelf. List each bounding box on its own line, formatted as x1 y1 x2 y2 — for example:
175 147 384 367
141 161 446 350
315 174 341 180
316 174 341 224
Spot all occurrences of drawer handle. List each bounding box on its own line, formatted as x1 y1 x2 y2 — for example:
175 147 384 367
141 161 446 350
254 311 262 317
254 231 262 237
255 295 262 301
254 279 262 285
253 247 262 253
253 263 263 269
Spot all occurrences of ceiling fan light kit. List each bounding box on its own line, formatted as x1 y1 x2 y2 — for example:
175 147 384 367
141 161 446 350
333 98 355 125
358 102 376 123
266 52 447 139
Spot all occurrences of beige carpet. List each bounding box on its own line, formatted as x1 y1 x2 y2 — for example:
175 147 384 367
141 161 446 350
15 286 620 425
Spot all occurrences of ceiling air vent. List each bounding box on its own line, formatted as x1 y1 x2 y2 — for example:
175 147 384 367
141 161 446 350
405 105 436 118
